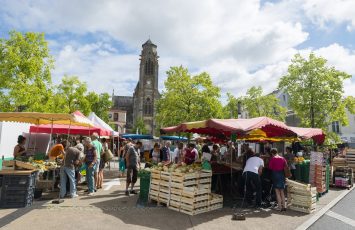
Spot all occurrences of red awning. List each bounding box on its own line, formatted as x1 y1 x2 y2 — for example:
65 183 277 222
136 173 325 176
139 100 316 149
161 117 297 138
289 127 325 144
29 124 102 136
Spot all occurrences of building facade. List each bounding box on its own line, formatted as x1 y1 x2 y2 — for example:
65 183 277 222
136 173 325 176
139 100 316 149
271 89 355 147
111 39 160 134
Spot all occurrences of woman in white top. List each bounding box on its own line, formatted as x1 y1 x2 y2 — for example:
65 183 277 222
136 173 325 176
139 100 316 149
173 142 184 164
149 143 162 164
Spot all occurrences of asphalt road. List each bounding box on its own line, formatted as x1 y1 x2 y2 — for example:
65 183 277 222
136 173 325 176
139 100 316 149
308 187 355 230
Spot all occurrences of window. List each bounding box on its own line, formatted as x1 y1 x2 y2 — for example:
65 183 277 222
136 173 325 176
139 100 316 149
283 94 286 102
145 59 154 75
144 98 153 116
114 113 118 121
332 121 340 133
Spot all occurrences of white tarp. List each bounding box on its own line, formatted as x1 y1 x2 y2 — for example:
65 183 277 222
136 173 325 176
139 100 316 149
0 122 31 159
88 112 119 136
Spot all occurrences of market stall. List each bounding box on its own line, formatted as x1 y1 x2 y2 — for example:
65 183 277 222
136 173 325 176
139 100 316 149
0 112 94 208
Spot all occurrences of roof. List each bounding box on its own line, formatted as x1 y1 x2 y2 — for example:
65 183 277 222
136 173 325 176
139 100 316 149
112 96 133 109
142 39 157 48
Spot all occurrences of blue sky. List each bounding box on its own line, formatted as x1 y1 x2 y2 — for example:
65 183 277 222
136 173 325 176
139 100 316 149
1 0 355 99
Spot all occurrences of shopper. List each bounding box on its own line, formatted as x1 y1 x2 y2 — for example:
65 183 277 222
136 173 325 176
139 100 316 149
119 141 127 177
242 149 264 208
125 141 142 196
184 143 198 165
84 137 98 196
269 148 288 211
60 140 81 198
91 133 102 190
48 139 65 160
284 146 296 180
225 141 236 163
13 135 27 158
210 144 220 162
97 138 108 189
173 142 184 164
161 141 171 162
149 143 162 164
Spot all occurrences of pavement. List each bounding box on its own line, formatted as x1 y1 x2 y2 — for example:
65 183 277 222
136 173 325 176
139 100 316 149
307 187 355 230
0 166 353 230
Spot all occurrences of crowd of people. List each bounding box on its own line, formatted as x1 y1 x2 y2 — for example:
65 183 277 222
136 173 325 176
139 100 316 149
12 134 303 211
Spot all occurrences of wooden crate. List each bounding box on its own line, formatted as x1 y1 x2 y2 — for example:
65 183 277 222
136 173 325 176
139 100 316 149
182 187 210 197
209 193 223 205
151 179 160 186
160 180 170 187
160 171 171 180
209 203 223 211
171 181 183 189
170 187 182 195
180 206 209 216
289 204 316 214
149 194 159 202
181 194 209 204
170 194 182 202
150 189 159 197
150 184 159 191
159 186 170 194
159 191 170 199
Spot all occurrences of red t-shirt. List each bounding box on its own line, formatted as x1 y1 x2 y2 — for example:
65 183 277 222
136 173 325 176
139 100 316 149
269 156 287 171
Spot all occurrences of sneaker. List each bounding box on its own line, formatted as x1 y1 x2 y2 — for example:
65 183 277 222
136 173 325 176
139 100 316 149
125 191 130 196
84 189 89 192
130 190 137 195
87 193 95 196
71 194 79 198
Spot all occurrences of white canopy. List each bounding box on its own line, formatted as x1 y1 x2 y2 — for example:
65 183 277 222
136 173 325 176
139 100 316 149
88 112 119 136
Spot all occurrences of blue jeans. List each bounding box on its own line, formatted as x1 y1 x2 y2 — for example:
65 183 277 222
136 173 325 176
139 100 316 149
60 166 76 198
86 163 97 193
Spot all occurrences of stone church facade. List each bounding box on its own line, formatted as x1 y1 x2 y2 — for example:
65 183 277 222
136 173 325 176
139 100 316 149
111 39 160 134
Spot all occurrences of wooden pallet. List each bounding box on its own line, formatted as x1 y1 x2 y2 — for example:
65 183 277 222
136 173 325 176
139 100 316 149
181 194 209 204
170 188 182 195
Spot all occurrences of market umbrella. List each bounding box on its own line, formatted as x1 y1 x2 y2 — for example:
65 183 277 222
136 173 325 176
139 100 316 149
289 126 326 144
0 112 94 126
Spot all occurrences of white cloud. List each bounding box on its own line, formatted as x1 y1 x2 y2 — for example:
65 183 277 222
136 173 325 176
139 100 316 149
302 0 355 31
1 0 354 100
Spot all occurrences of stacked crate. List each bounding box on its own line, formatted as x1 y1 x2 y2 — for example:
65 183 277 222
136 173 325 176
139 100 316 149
0 170 37 208
310 152 327 194
333 166 353 188
287 179 317 214
149 169 222 215
169 170 213 215
346 149 355 182
149 169 170 205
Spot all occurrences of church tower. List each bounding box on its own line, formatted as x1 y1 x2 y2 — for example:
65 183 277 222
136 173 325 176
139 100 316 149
133 39 160 135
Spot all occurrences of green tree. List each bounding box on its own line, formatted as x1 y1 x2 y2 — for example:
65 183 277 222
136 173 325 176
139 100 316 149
133 117 148 134
225 87 286 121
0 31 54 112
51 75 90 114
86 92 112 122
278 53 354 129
156 66 223 128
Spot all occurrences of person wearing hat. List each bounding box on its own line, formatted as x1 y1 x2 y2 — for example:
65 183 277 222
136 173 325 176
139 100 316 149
13 135 27 158
84 137 98 196
60 141 82 198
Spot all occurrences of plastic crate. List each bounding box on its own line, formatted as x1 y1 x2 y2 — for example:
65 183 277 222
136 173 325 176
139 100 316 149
2 173 36 189
0 187 34 208
34 153 46 160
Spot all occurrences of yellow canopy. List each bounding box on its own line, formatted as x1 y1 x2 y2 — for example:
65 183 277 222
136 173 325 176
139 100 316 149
240 129 300 142
0 112 95 127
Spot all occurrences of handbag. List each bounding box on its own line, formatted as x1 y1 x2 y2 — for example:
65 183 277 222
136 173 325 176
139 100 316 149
103 149 114 163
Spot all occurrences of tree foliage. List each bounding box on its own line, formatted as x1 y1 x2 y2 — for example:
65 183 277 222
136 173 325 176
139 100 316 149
133 117 148 134
51 75 90 114
156 66 223 127
86 92 112 123
279 53 353 129
0 31 54 112
225 86 286 121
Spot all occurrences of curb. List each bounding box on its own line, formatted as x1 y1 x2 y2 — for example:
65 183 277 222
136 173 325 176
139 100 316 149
295 186 355 230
